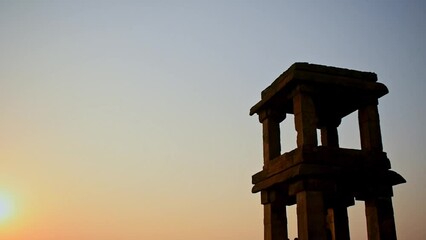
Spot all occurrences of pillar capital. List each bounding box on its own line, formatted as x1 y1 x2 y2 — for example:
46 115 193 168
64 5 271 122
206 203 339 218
258 108 286 123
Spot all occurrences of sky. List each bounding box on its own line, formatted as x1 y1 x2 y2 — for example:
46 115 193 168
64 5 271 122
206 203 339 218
0 1 425 239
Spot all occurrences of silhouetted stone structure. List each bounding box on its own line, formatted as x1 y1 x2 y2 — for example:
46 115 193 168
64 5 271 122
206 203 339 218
250 63 405 240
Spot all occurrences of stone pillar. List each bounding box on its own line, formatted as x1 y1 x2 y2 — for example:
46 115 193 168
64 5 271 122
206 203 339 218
260 110 288 240
262 191 288 240
297 191 327 240
327 206 350 240
321 119 348 240
358 103 383 151
260 110 285 167
319 116 340 147
320 126 339 147
365 197 397 240
293 92 317 148
359 103 397 239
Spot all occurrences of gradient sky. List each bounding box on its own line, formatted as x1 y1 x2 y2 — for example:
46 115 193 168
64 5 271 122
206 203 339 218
0 1 425 240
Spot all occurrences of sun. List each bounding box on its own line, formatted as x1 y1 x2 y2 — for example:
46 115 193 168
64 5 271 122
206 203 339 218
0 192 14 223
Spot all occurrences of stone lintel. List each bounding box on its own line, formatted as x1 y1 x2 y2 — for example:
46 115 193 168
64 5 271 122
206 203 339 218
252 147 391 186
289 179 336 196
252 164 341 193
249 63 387 117
253 167 402 195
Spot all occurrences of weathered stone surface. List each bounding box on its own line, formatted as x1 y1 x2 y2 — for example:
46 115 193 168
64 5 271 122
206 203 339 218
250 63 405 240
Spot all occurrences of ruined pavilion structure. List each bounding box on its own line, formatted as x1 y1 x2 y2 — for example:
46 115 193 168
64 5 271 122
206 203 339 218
249 63 405 240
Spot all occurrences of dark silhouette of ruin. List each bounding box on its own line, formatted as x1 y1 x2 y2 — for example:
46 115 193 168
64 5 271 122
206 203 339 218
249 63 405 240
